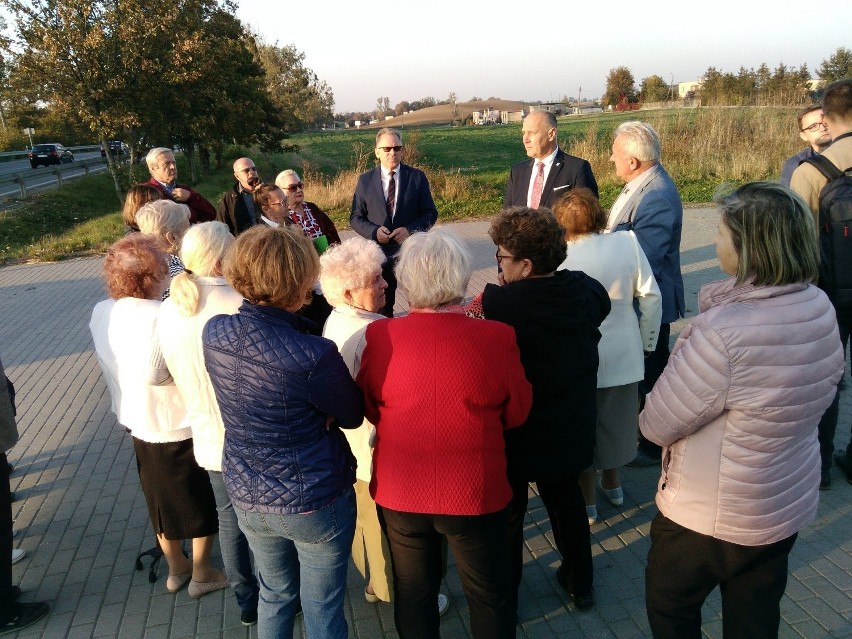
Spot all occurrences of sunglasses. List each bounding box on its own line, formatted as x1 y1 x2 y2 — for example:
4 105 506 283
284 182 304 192
378 146 403 153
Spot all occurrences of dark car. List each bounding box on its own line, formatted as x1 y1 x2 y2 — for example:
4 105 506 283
100 140 127 157
29 143 75 169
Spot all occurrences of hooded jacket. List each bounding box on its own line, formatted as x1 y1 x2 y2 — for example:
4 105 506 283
640 278 843 545
482 270 610 480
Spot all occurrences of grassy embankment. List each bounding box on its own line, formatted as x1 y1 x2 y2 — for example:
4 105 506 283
1 107 801 264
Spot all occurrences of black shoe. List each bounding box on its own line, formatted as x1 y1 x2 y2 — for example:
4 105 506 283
572 593 595 610
9 586 21 601
240 609 257 627
820 471 831 490
0 601 49 635
834 454 852 484
6 463 12 475
626 450 660 468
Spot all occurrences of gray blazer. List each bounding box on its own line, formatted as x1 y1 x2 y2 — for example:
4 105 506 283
609 164 685 324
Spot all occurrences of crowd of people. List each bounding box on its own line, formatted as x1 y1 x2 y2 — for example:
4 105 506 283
2 78 850 638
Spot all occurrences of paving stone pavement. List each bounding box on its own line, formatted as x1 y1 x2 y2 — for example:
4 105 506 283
2 211 850 638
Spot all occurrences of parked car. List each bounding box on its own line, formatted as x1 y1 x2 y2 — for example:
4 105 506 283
29 143 75 169
100 140 127 157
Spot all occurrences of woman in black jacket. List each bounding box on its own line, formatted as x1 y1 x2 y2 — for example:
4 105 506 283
480 206 610 614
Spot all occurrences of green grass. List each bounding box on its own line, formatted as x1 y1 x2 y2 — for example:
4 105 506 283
1 107 802 264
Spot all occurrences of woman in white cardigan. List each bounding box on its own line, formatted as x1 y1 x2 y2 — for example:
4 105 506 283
89 234 225 597
553 188 662 525
156 222 260 620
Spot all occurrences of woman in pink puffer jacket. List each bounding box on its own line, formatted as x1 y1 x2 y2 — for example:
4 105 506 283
640 182 844 639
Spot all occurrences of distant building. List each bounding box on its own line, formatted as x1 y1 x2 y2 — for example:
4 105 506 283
569 106 603 115
501 110 525 124
472 106 500 125
529 103 569 115
678 80 701 98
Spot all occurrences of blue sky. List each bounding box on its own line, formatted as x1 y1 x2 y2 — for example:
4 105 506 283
236 0 851 113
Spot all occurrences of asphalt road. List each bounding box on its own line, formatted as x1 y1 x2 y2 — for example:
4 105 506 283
0 150 103 176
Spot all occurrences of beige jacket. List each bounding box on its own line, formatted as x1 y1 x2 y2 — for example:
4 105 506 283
790 132 852 229
640 277 843 546
0 357 18 452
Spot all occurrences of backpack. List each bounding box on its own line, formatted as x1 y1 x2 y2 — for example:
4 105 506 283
802 154 852 309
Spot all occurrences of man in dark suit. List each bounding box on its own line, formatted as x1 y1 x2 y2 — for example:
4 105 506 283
606 121 685 466
350 128 438 316
216 156 262 236
504 110 598 208
145 147 216 224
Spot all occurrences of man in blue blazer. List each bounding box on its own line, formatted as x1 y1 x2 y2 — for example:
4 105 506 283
504 110 598 208
606 121 685 465
351 128 438 316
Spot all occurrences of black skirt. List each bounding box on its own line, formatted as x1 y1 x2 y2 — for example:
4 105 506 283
132 436 218 540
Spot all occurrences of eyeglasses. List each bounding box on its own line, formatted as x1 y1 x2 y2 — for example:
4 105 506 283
495 251 516 263
801 121 828 133
267 200 286 207
283 182 303 192
377 146 403 153
237 166 257 173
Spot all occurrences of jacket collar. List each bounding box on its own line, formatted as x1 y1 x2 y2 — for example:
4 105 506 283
699 277 809 313
239 300 318 332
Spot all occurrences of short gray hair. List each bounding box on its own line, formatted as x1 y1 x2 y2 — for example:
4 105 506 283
396 226 471 309
274 169 300 189
614 121 661 162
375 128 401 146
319 237 386 308
146 147 174 172
136 200 191 252
529 109 558 130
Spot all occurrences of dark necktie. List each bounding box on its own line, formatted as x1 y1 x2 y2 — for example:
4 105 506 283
387 170 396 219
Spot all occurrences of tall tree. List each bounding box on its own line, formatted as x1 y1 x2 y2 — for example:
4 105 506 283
640 75 669 102
818 47 852 86
603 67 637 107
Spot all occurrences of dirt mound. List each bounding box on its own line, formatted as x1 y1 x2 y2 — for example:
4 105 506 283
363 100 527 128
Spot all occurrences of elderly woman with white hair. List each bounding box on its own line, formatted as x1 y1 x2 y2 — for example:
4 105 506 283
319 237 391 603
156 222 259 619
136 199 191 297
356 226 532 639
274 169 340 252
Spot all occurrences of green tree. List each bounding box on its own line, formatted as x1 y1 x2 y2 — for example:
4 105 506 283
604 66 637 107
639 75 669 102
818 47 852 86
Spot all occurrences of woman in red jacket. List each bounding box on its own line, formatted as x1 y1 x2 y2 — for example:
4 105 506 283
357 226 532 639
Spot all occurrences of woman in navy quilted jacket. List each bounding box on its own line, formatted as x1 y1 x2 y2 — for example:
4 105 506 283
202 225 364 639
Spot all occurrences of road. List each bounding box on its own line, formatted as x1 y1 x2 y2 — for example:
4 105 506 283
0 150 103 176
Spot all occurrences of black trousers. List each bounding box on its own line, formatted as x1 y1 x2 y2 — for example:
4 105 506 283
638 322 671 458
645 514 797 639
819 306 852 465
507 472 592 610
0 452 13 621
377 506 515 639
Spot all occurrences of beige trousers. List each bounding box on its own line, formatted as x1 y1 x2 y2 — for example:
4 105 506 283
352 479 393 602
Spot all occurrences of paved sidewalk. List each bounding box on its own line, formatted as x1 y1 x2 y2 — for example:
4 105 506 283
2 212 850 638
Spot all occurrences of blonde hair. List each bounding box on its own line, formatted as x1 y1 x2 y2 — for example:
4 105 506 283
714 182 818 286
224 225 319 310
396 226 471 309
274 169 301 189
169 222 235 316
319 237 386 308
136 200 191 253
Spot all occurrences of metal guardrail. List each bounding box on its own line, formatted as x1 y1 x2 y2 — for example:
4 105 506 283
0 156 109 200
0 145 102 162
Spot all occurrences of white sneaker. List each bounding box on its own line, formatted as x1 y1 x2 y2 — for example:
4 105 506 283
586 504 598 526
437 593 450 616
12 548 26 564
598 479 624 506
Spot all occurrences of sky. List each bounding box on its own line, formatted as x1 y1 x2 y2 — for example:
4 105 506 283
235 0 851 114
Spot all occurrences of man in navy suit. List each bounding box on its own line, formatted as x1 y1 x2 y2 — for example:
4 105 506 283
504 110 598 208
606 121 685 466
351 128 438 316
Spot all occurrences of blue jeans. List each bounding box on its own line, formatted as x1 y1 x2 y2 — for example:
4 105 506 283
208 471 259 613
236 488 355 639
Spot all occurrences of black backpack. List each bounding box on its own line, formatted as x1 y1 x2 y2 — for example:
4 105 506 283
802 154 852 309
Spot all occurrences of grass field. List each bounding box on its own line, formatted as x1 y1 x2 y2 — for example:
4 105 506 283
1 106 803 264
